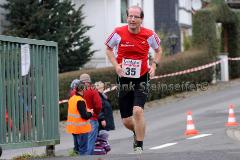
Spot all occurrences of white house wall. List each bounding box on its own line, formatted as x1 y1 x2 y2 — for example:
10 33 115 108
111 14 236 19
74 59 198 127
178 10 192 26
72 0 115 67
73 0 154 68
142 0 154 30
0 0 191 68
179 0 191 10
178 0 192 26
178 0 192 51
119 0 154 29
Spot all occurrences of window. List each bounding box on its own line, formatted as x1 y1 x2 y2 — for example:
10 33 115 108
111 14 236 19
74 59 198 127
121 0 129 23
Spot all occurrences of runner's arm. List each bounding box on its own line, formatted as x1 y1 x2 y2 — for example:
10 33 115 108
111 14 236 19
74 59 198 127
106 47 118 67
152 47 162 66
106 47 124 77
149 47 162 78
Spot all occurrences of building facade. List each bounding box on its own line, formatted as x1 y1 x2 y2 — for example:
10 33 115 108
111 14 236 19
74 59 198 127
72 0 154 68
154 0 193 53
0 0 195 68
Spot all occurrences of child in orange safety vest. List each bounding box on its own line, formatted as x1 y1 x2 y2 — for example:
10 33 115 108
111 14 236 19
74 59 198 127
66 81 94 155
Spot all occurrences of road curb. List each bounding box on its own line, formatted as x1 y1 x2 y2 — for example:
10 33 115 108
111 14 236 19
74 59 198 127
226 127 240 141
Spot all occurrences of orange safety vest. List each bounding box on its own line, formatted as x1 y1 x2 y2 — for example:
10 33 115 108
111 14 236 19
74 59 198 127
66 95 91 134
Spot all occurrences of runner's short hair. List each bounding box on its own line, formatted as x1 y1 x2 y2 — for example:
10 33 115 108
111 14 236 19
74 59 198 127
126 5 144 18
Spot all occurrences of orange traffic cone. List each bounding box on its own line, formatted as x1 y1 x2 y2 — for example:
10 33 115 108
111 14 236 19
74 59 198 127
185 111 199 136
226 104 238 127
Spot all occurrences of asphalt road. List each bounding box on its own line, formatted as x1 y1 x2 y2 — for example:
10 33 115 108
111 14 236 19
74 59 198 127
2 79 240 160
106 79 240 158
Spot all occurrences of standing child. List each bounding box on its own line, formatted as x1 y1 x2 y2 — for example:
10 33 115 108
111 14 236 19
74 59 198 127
95 81 115 131
93 81 115 155
93 130 111 155
66 81 94 155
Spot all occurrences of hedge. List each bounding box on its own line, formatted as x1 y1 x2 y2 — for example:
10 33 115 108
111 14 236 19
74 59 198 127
59 67 117 120
58 1 240 120
192 2 240 78
59 48 215 120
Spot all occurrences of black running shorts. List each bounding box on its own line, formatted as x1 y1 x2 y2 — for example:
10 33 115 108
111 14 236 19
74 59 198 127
117 73 149 118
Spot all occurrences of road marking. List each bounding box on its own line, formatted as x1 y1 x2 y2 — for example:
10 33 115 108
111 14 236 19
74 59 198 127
186 133 213 140
149 142 178 150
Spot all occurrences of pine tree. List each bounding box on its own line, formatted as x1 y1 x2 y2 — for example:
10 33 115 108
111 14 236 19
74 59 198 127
1 0 94 72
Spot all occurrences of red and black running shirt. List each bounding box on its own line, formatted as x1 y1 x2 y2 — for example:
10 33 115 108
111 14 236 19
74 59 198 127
105 25 161 76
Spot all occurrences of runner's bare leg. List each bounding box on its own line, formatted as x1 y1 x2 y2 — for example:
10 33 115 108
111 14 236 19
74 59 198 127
122 117 134 131
122 106 145 140
133 106 145 141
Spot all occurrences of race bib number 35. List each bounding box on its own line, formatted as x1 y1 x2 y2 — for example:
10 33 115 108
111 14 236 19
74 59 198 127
122 59 142 78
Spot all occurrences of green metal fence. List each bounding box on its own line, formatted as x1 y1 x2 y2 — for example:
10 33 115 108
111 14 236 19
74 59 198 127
0 35 60 151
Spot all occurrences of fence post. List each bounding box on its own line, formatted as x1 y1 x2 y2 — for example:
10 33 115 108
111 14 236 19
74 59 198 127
46 145 55 156
0 35 59 155
212 65 217 84
218 55 229 82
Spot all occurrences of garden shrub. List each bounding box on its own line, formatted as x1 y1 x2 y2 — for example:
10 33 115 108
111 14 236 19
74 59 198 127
59 48 214 120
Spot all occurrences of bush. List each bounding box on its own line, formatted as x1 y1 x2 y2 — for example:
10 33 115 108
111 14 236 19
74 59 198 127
148 48 214 100
157 30 171 55
59 48 214 120
59 67 117 120
183 35 192 51
192 3 240 78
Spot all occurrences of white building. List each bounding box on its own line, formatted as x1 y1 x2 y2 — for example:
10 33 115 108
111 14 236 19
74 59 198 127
72 0 154 68
178 0 193 51
154 0 195 53
0 0 198 68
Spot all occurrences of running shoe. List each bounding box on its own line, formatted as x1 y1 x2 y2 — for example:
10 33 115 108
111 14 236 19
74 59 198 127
134 147 143 154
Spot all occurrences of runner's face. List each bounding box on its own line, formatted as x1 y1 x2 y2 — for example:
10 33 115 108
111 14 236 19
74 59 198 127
127 8 143 31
